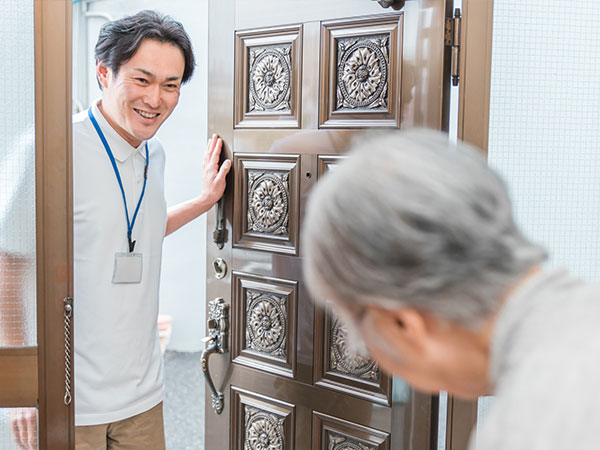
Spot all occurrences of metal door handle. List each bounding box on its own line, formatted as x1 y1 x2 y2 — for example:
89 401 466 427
201 339 224 414
213 197 226 249
201 297 229 414
370 0 405 9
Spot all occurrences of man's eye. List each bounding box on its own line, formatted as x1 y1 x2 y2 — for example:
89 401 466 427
166 84 179 89
137 78 148 84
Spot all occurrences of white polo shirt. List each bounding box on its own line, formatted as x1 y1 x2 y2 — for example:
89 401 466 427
73 101 167 426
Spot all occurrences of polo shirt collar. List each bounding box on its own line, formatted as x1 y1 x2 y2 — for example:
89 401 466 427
91 99 147 163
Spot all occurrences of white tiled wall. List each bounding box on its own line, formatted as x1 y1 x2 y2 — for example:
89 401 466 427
488 0 600 283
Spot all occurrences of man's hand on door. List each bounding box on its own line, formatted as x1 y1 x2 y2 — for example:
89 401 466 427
201 134 231 206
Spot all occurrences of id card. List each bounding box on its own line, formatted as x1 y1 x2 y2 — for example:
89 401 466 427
112 252 143 284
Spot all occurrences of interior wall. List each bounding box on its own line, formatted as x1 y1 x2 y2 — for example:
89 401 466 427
73 0 210 351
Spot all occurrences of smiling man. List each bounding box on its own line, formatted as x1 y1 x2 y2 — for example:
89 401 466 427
68 10 229 450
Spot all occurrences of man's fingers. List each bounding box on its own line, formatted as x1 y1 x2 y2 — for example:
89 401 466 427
203 135 216 166
221 158 232 175
202 135 214 166
214 159 232 185
209 138 223 168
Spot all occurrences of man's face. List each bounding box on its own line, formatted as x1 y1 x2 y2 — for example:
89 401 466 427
345 303 491 399
96 39 185 147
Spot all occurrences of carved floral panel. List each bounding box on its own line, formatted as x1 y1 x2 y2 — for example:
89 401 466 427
244 406 286 450
235 26 301 128
336 34 389 111
249 45 292 113
234 154 299 255
313 412 390 450
247 170 290 237
320 16 401 128
327 432 375 450
232 272 298 378
246 289 288 359
329 313 380 383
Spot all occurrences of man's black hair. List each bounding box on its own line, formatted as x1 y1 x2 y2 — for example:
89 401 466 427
94 10 195 88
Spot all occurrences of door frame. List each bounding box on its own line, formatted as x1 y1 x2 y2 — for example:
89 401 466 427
0 0 74 448
35 0 74 447
458 0 494 153
446 0 495 449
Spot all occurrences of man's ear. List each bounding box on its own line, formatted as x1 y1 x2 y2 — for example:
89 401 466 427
96 60 110 89
368 306 429 355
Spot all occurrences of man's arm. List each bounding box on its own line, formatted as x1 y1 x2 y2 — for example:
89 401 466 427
165 134 231 237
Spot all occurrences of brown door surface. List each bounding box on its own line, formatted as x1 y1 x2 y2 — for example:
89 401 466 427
204 1 491 449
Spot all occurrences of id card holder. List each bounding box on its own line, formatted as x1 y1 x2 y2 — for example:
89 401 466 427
112 252 143 284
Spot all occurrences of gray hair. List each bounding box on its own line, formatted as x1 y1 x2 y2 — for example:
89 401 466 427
302 129 546 327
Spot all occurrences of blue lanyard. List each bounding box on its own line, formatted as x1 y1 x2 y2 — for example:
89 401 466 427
88 108 149 252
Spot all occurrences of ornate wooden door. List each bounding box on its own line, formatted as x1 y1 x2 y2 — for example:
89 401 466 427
204 1 483 448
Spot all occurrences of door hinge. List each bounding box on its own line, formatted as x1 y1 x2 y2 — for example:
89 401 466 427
445 8 462 87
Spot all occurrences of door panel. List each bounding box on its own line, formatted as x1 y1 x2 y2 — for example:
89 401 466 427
319 15 402 128
317 155 345 177
233 154 301 255
313 412 390 450
206 1 451 449
235 26 303 129
314 307 391 406
231 387 296 450
231 271 298 378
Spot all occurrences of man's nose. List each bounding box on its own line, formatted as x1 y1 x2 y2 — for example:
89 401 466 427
144 84 161 108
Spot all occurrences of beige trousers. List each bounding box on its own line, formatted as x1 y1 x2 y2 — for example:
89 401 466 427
75 402 166 450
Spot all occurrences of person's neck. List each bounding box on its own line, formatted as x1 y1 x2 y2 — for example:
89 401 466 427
468 264 543 394
479 264 542 342
97 100 142 148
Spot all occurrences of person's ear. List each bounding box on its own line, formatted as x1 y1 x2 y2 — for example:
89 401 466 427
367 306 429 356
96 60 111 89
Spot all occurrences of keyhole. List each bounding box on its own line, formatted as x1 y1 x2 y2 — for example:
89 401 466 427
213 258 227 279
306 172 312 179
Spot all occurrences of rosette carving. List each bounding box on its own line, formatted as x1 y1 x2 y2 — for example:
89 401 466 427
329 314 380 382
245 406 285 450
249 45 292 113
247 171 289 236
246 290 287 359
336 35 389 110
328 433 375 450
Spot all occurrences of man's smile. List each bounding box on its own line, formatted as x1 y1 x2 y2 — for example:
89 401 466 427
134 108 160 119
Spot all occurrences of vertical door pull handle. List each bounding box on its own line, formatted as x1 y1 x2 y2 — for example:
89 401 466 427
201 340 224 414
213 197 226 249
201 297 229 414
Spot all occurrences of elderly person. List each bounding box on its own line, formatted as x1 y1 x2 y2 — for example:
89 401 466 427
303 129 600 449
